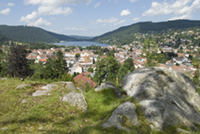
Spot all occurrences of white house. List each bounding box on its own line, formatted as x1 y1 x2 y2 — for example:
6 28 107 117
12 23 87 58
173 56 189 65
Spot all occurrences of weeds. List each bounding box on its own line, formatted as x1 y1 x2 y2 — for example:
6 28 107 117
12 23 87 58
0 78 198 134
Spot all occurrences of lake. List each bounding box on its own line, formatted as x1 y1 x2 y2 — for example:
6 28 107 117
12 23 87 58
53 41 110 47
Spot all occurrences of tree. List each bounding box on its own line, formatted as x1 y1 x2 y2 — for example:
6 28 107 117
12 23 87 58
8 45 30 78
53 50 68 79
118 58 135 82
0 45 8 76
0 43 2 73
106 56 120 82
93 58 95 64
192 57 200 87
75 53 80 59
94 57 107 85
87 67 93 73
130 47 133 52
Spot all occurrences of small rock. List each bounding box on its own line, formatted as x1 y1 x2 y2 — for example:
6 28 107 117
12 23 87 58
22 99 27 103
32 84 58 96
77 87 84 93
0 78 7 80
102 101 139 132
60 82 77 93
1 127 9 130
95 82 121 97
38 127 43 130
62 93 87 111
15 84 31 89
95 82 117 92
176 128 191 134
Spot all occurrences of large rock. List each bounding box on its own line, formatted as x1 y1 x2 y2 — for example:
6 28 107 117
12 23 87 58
59 81 77 93
15 84 31 89
121 67 200 130
0 78 7 80
95 82 117 92
32 84 58 96
95 82 121 97
62 93 87 111
102 101 139 132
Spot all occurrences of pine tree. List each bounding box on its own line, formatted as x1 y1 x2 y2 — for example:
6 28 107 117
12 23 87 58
8 45 30 78
94 57 107 85
54 50 68 79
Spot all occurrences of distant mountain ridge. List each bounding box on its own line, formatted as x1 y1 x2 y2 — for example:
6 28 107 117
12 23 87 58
92 19 200 45
0 25 78 43
69 35 94 40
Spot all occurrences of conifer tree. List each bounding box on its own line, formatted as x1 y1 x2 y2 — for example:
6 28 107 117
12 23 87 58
8 45 30 78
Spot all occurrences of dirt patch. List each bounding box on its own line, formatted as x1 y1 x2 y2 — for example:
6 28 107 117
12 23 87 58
31 83 46 90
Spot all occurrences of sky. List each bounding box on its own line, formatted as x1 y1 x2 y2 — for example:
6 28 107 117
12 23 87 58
0 0 200 36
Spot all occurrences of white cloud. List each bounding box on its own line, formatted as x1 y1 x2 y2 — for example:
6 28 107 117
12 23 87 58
133 17 140 21
169 14 192 21
21 0 92 26
94 2 101 8
80 28 87 31
0 8 10 15
20 12 51 26
38 6 72 16
120 9 131 16
20 11 38 23
114 20 126 26
129 0 138 2
108 0 118 2
6 3 15 7
95 17 118 23
65 27 87 31
24 0 93 6
28 18 51 26
142 0 200 20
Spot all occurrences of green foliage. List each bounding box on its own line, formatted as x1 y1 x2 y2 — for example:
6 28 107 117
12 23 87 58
0 46 8 77
192 57 200 89
0 34 9 44
61 73 74 81
106 56 120 83
7 45 31 78
75 53 80 59
85 45 101 50
0 78 198 134
54 50 68 78
118 58 135 82
94 56 120 84
106 49 115 57
29 42 62 50
93 20 200 46
0 25 77 43
94 57 107 85
87 67 94 73
31 50 68 80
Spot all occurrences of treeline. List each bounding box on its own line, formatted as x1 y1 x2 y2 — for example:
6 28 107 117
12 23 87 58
94 56 135 85
93 20 200 46
0 45 73 82
0 25 77 43
29 43 65 50
0 34 9 44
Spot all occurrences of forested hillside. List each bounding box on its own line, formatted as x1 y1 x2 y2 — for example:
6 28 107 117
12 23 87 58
0 34 9 44
92 20 200 45
0 25 77 43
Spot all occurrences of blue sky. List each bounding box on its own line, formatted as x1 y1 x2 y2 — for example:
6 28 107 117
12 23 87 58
0 0 200 36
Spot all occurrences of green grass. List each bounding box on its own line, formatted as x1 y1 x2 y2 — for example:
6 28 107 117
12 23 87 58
0 78 198 134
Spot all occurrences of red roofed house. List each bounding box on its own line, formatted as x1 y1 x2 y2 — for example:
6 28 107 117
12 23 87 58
73 73 97 88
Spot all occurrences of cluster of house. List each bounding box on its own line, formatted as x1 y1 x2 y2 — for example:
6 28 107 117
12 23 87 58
24 42 200 88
